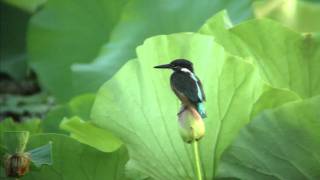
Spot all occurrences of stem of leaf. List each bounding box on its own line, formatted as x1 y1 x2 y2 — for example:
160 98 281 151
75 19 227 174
192 141 202 180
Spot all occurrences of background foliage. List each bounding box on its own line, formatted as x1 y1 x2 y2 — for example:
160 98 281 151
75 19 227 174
1 0 319 179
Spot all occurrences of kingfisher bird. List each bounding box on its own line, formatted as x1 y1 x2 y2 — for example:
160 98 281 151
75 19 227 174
154 59 207 119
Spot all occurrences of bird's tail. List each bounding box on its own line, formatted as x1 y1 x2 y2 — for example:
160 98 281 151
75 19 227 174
197 103 207 119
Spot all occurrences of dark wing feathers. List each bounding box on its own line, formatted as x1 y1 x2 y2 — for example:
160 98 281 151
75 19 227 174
170 72 205 104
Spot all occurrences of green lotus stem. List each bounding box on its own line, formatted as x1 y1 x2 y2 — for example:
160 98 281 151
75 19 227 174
192 141 202 180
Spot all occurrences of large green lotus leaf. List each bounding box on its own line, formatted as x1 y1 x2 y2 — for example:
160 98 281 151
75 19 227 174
200 11 320 98
72 0 254 96
217 96 320 180
27 0 129 101
28 0 254 101
91 33 296 179
22 134 128 180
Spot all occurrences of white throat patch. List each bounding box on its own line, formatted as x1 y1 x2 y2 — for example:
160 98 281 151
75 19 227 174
181 68 191 73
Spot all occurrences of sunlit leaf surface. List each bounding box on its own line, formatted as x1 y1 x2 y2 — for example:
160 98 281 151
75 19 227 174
200 11 320 98
91 33 297 179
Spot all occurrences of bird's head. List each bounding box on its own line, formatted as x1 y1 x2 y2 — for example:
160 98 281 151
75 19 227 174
154 59 194 72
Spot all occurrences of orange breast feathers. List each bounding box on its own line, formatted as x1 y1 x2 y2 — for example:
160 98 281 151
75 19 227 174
171 85 192 106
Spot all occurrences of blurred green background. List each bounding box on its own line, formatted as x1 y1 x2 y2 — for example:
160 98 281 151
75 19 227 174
1 0 319 122
0 0 319 179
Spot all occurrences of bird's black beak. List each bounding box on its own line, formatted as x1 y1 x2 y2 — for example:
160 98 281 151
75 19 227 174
154 63 172 69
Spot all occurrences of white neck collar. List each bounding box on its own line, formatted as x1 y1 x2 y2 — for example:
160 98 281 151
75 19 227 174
180 68 191 73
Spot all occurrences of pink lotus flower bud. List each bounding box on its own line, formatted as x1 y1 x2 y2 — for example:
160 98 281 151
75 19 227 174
178 106 205 143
